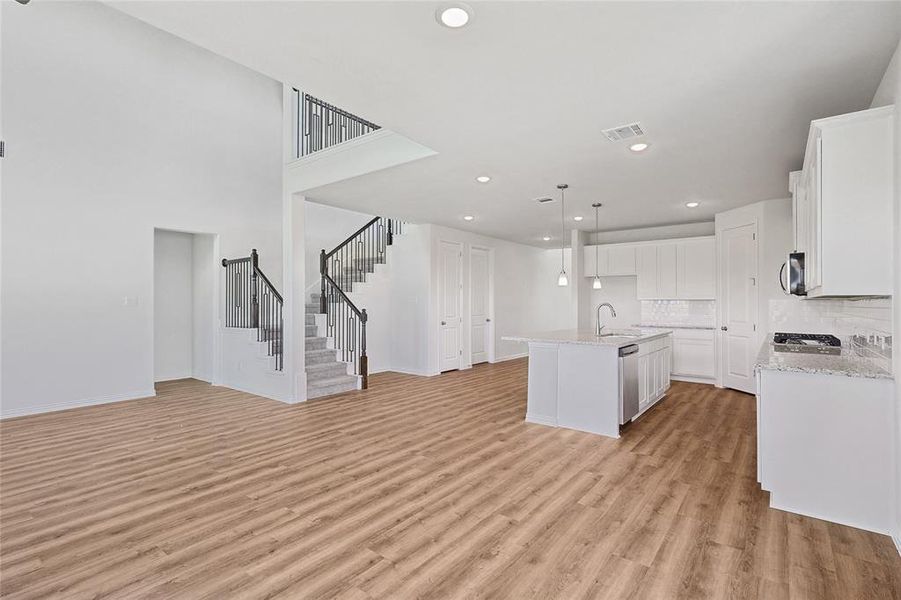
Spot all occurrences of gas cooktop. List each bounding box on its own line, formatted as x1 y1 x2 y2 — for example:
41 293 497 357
772 332 842 355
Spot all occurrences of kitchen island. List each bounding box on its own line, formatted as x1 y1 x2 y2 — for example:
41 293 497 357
503 329 673 438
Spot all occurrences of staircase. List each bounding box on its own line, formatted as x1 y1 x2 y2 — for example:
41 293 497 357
305 292 359 399
305 217 405 398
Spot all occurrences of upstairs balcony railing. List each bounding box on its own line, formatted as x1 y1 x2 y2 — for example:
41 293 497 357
292 89 380 159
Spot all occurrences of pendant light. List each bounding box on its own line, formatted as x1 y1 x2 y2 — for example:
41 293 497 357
592 203 603 289
556 184 569 286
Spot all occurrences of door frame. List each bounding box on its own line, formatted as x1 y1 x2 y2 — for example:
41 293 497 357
468 245 495 366
438 239 464 372
151 227 222 387
715 215 759 391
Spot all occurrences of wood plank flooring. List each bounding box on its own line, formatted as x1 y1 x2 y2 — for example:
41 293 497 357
1 358 899 599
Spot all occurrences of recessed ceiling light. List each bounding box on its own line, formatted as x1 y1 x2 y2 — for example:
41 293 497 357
463 215 474 221
573 216 583 222
437 4 471 28
475 175 491 183
629 142 649 153
685 202 700 208
542 236 551 241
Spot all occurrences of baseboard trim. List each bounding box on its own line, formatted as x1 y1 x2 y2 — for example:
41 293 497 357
492 352 528 363
525 414 557 427
671 375 716 385
893 533 901 557
375 367 438 377
0 388 157 420
768 496 891 537
216 382 295 404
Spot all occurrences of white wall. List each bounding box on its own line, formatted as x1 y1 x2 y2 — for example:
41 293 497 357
891 61 901 553
587 221 715 245
427 225 574 374
586 278 641 331
871 40 900 108
1 2 283 417
192 233 216 383
154 230 194 381
304 202 374 294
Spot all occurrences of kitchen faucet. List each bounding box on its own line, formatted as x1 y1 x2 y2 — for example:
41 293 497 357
596 303 617 335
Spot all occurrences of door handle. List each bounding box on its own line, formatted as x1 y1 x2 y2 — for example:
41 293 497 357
441 321 447 326
721 326 728 331
486 318 491 322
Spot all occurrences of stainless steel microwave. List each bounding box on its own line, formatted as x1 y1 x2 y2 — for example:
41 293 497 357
779 252 806 296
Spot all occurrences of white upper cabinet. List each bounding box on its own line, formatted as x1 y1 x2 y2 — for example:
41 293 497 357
582 244 608 277
586 236 715 300
636 245 658 298
656 243 678 298
794 106 893 297
583 244 636 277
607 245 636 276
676 238 716 299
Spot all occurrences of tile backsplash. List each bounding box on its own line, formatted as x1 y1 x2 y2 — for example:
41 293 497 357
640 300 716 327
769 297 891 337
769 296 893 373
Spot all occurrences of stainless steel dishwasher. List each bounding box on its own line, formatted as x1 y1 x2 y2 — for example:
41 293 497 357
619 345 640 425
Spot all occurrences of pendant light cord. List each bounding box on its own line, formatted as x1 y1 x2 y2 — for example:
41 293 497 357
560 188 565 270
595 205 600 277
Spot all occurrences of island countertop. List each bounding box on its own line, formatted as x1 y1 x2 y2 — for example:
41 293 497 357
502 328 673 348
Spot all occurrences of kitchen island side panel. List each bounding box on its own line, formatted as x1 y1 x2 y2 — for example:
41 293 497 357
556 344 622 438
525 343 559 426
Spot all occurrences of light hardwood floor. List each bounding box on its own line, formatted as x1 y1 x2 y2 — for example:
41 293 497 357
1 358 899 599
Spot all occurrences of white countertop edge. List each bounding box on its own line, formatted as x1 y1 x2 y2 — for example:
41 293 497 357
502 328 673 348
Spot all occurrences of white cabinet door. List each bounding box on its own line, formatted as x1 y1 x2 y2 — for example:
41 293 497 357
673 338 716 378
656 243 678 298
662 346 673 393
676 238 715 299
583 245 608 278
638 354 650 409
607 245 636 276
636 245 658 299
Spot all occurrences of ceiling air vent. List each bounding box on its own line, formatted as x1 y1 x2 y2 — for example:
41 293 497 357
602 122 645 142
536 197 555 204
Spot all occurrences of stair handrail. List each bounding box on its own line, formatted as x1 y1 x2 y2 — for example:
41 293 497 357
318 216 405 389
221 249 283 371
320 271 368 389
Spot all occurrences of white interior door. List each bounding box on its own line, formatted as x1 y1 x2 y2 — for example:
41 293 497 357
439 241 463 372
470 247 491 365
718 222 758 393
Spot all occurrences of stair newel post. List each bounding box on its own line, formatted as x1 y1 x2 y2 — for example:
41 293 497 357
250 249 260 330
360 308 368 390
387 218 394 246
319 249 327 314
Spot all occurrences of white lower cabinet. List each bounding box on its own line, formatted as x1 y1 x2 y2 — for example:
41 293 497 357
757 368 894 534
671 329 715 380
637 335 672 414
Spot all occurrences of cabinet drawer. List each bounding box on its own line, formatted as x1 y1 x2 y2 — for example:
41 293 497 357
672 338 715 378
672 328 715 341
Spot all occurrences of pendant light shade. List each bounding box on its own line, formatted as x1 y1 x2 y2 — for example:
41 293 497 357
592 203 603 290
556 184 569 287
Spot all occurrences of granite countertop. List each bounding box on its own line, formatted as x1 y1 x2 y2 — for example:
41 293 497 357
503 328 673 348
754 341 892 379
633 323 715 330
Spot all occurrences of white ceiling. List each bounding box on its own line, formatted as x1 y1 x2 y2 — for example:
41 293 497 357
111 1 900 247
